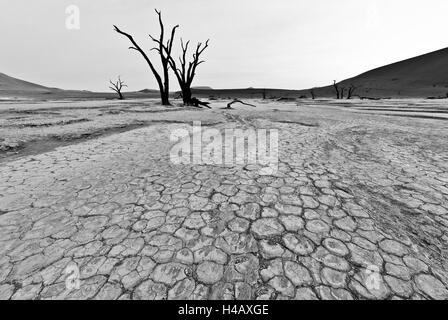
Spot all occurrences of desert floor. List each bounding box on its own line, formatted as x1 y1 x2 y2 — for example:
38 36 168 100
0 98 447 300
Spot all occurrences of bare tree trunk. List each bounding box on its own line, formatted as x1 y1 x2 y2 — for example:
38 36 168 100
149 10 178 106
162 61 170 105
161 90 170 105
181 86 192 105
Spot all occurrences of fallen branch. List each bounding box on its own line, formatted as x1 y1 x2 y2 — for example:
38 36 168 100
226 99 257 109
190 97 211 109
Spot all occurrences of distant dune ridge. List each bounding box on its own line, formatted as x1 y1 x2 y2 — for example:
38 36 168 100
334 47 448 98
0 72 60 94
0 73 158 100
2 47 448 100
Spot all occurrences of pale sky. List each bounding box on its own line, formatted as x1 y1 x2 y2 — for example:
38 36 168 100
1 0 448 92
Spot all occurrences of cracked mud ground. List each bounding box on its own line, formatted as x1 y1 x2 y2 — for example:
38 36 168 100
0 99 447 300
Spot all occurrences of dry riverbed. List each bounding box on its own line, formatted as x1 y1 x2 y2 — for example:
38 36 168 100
0 98 447 300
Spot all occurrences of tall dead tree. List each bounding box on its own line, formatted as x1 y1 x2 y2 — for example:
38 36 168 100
163 38 209 105
109 76 127 100
114 10 178 105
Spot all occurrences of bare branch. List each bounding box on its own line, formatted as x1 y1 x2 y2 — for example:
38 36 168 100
167 25 179 54
113 25 162 88
188 39 210 85
149 34 161 44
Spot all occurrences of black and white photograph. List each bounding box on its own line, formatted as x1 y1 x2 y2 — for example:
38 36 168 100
0 0 447 306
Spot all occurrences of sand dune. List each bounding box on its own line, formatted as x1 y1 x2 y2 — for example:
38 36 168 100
0 72 59 94
336 47 448 98
0 73 158 101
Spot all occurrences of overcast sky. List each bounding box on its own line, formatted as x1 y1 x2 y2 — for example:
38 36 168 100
1 0 448 92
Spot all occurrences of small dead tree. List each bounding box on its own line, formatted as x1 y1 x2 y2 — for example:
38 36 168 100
109 76 127 100
347 84 357 99
114 9 178 105
310 88 316 100
333 80 340 99
340 87 346 99
163 38 209 105
262 89 267 100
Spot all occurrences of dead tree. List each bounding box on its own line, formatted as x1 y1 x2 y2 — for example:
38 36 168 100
162 38 209 105
347 84 357 99
340 87 346 99
114 10 178 105
333 80 340 99
262 89 267 100
310 88 315 100
109 76 127 100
